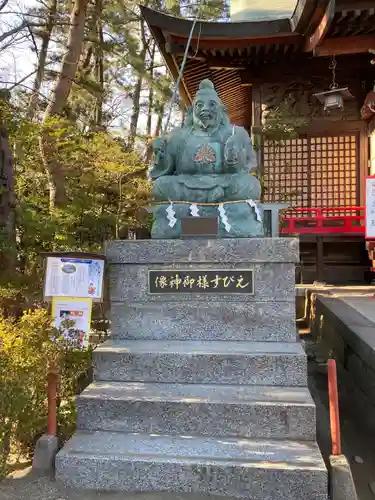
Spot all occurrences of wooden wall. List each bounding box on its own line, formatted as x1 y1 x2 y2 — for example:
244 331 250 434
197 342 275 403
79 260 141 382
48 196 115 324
258 78 368 207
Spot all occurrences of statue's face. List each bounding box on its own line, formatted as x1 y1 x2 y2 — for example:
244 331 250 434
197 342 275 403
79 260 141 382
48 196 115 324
193 95 220 130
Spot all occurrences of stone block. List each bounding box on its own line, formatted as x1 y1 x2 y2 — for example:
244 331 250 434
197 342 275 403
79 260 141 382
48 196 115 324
77 381 316 440
32 434 59 472
108 262 295 303
109 301 296 341
329 455 358 500
93 340 307 386
105 238 299 264
56 431 327 499
55 238 326 499
151 202 263 239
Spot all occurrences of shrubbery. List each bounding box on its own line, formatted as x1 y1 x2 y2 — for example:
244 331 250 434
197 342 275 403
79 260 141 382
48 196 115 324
0 309 92 478
0 98 151 478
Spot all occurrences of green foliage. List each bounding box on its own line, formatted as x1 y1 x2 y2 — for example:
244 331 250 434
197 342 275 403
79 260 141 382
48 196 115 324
262 101 307 141
260 101 308 203
0 99 148 474
0 309 92 478
0 102 150 304
0 0 227 476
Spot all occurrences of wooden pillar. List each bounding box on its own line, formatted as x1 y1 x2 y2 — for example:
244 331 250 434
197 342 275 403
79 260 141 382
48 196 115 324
316 236 325 283
251 85 262 173
359 121 369 206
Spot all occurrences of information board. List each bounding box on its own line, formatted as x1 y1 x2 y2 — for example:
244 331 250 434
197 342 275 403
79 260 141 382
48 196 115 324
148 269 254 294
365 176 375 240
52 297 92 348
44 256 104 300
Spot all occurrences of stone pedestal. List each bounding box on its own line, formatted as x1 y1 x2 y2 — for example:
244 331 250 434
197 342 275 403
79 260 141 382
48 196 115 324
56 238 328 499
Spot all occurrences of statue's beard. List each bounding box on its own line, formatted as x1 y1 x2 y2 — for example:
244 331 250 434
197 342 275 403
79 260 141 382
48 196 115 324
194 115 218 132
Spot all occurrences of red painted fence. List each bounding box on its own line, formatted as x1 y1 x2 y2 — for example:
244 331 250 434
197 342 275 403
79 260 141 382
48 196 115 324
280 206 365 235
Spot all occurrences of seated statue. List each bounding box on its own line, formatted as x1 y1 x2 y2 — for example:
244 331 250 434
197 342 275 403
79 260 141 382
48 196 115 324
149 79 263 238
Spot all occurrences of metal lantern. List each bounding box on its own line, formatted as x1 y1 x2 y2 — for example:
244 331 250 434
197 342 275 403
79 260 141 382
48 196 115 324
314 87 353 112
314 56 353 112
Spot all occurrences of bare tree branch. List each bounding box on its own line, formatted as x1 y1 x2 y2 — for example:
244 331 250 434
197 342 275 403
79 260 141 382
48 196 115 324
27 0 57 119
0 30 30 53
0 20 29 43
26 23 39 57
6 68 40 90
0 0 9 12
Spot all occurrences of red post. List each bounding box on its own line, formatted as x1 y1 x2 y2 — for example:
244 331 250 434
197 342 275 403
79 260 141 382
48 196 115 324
47 369 58 436
328 359 342 456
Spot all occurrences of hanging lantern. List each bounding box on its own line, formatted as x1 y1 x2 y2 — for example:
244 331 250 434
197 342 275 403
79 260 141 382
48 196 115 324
314 87 353 111
314 56 353 112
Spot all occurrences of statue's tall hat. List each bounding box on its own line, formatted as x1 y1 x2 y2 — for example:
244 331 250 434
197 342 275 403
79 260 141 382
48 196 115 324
195 79 220 101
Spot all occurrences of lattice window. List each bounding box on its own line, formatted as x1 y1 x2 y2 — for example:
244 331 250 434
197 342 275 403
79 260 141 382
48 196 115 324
263 138 309 206
262 134 359 209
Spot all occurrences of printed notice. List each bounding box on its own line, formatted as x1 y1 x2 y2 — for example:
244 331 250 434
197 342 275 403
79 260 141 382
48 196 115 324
366 177 375 239
52 297 92 348
44 257 104 299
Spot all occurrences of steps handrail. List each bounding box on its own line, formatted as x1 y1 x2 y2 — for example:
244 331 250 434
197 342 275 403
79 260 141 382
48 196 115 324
328 359 342 456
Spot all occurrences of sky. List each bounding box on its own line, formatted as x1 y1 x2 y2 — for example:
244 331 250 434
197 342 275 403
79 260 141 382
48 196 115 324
0 0 37 88
0 0 179 138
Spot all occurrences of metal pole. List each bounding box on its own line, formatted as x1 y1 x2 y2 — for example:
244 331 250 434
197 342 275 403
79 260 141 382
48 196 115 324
47 369 58 436
328 358 342 455
162 18 198 136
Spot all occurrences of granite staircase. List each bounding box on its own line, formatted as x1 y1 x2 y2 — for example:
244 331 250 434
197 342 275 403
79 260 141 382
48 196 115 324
56 239 328 499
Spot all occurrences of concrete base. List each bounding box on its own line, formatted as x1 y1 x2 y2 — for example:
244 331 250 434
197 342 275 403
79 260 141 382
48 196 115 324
313 295 375 431
56 239 327 497
32 434 59 472
329 455 358 500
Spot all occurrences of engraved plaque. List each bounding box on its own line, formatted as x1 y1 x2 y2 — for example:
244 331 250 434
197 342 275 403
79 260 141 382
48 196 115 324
181 217 218 239
148 269 254 294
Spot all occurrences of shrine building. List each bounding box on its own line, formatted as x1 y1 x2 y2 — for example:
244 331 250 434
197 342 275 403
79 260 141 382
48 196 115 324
141 0 375 284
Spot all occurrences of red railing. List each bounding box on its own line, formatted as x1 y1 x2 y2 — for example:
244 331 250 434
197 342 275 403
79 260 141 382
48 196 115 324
280 206 365 235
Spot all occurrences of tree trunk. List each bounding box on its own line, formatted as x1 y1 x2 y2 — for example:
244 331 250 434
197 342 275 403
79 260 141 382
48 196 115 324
127 19 147 151
27 0 57 119
39 0 89 210
146 41 156 137
128 62 145 151
94 0 104 129
1 95 19 277
0 92 16 271
155 102 164 137
43 0 89 118
144 41 156 162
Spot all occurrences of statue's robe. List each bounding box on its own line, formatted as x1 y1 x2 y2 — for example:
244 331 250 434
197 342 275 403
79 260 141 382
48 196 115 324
150 124 261 203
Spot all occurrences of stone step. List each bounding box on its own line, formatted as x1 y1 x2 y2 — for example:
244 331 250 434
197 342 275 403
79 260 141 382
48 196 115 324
94 340 307 386
77 381 316 440
56 431 327 499
110 301 297 342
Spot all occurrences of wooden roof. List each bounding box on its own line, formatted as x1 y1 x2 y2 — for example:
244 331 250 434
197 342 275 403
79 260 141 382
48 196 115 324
141 0 375 128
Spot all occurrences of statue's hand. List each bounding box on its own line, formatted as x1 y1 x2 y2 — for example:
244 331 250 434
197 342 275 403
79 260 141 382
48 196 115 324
224 134 242 168
149 135 170 179
225 146 239 166
152 136 167 158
